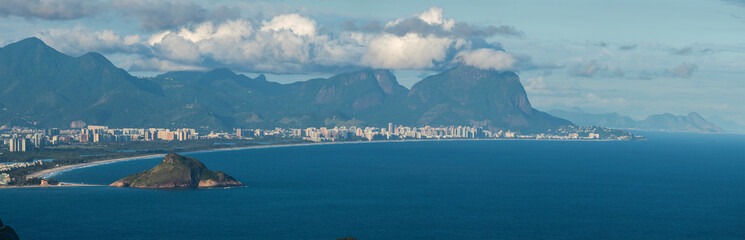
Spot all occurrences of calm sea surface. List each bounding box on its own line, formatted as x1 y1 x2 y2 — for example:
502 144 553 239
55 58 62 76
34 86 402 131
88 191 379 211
2 132 744 239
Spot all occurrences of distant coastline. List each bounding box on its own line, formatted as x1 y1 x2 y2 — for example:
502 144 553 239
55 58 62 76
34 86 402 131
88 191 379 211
15 137 628 187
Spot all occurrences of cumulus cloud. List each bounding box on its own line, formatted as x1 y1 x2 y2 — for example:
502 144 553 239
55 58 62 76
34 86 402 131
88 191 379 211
363 33 452 69
260 14 317 36
34 7 528 73
37 25 146 55
155 33 202 62
0 0 102 20
455 49 517 71
416 7 455 30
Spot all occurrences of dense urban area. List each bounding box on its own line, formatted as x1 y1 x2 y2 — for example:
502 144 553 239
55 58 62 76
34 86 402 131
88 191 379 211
0 122 636 186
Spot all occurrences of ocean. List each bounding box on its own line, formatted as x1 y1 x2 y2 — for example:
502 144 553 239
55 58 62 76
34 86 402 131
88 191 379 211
1 132 744 239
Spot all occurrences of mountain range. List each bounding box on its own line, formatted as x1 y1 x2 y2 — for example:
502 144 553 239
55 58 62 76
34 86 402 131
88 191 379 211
547 109 727 133
0 37 571 132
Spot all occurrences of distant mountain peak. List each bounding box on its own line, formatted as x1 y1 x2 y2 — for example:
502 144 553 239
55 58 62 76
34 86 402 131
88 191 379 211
0 36 572 131
255 73 267 82
1 36 66 59
204 68 237 77
551 109 725 134
10 37 46 47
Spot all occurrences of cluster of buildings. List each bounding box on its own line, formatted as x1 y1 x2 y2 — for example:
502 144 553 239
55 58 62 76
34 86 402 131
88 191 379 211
1 126 199 152
288 124 499 142
0 160 44 173
1 123 626 153
236 123 617 142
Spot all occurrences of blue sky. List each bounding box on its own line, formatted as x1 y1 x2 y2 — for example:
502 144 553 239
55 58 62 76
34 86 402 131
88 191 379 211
1 0 744 125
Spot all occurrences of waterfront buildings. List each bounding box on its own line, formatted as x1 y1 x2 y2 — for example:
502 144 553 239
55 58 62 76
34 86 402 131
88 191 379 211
1 123 629 154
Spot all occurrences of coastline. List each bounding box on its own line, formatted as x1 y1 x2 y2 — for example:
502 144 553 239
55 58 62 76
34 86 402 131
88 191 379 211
24 140 377 180
0 183 103 189
16 137 623 187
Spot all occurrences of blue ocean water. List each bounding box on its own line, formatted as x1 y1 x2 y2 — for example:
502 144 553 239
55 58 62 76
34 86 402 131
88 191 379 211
2 132 744 239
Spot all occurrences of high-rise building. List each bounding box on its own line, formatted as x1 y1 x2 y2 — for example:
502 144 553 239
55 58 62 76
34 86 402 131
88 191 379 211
9 137 31 152
79 133 90 143
177 130 190 141
32 134 45 148
93 133 103 143
45 128 60 136
388 123 393 134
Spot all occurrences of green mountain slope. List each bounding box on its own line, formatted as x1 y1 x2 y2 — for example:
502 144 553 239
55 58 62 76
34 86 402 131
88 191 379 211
0 37 169 127
405 66 572 131
1 37 572 132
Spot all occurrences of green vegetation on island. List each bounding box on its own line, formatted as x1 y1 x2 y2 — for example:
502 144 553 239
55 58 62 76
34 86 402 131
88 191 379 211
110 153 244 189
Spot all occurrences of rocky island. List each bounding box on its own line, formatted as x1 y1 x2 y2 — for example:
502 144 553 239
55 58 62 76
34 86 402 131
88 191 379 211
110 153 244 189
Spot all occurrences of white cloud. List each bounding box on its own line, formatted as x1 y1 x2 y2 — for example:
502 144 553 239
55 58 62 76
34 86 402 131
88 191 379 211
37 25 141 55
416 7 455 30
123 35 141 45
363 33 453 69
176 20 253 43
33 7 526 74
155 33 201 62
148 31 170 46
456 48 517 71
260 14 317 36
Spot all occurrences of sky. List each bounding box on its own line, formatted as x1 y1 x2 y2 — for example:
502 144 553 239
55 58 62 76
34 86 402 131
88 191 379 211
1 0 744 124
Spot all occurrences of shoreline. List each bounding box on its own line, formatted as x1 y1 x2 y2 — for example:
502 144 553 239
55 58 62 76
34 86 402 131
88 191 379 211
27 139 402 179
24 140 379 180
16 137 623 186
0 182 104 189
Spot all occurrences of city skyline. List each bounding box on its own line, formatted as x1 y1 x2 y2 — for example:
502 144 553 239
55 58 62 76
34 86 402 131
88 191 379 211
1 0 744 123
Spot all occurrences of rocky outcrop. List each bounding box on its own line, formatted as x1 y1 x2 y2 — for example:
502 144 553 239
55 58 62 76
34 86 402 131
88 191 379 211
109 153 244 189
0 219 21 240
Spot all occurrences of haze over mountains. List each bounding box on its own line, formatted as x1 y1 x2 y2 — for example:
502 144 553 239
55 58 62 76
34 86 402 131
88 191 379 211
0 37 570 132
548 109 728 134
